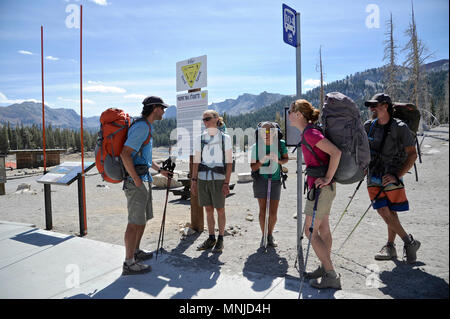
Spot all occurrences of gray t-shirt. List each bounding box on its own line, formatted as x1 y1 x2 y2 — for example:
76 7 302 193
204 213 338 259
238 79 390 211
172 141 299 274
364 118 416 175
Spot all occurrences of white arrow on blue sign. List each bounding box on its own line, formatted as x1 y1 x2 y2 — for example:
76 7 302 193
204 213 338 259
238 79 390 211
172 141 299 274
282 3 297 47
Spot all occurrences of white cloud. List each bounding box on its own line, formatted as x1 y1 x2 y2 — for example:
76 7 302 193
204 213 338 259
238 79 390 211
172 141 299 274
84 84 126 94
18 50 33 55
0 92 41 105
91 0 109 6
46 56 59 61
303 79 325 88
57 97 95 105
124 94 147 100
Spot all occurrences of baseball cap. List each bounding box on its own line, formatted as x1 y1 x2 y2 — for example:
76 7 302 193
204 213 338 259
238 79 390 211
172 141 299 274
142 96 169 108
364 93 392 107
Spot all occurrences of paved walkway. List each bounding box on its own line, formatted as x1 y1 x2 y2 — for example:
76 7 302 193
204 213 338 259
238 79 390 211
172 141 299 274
0 221 373 299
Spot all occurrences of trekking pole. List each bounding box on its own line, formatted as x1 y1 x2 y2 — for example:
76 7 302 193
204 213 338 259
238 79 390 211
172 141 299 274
262 174 272 251
332 179 364 234
299 187 321 299
336 186 386 254
156 157 176 260
294 214 307 271
416 137 422 164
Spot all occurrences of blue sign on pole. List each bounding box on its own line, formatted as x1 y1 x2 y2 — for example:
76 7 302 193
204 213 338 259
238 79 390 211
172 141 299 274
282 3 297 47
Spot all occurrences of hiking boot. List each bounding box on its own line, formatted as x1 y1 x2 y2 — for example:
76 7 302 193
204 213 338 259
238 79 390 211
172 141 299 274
374 243 397 260
267 234 278 247
122 261 151 276
403 235 421 264
197 238 216 251
304 265 326 280
213 239 224 253
309 270 342 290
134 249 153 262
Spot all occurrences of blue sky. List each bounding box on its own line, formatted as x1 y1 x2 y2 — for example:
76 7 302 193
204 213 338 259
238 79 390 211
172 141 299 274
0 0 448 117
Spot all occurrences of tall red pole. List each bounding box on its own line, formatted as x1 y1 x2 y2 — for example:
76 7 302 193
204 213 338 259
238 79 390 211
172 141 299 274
80 5 87 234
41 26 47 173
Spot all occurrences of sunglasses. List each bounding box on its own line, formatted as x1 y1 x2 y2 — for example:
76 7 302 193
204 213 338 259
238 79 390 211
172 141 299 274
202 116 213 122
259 128 275 136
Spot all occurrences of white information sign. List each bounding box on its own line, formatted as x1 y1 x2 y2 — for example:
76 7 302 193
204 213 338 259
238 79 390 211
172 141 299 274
176 55 207 92
176 104 207 156
177 90 208 108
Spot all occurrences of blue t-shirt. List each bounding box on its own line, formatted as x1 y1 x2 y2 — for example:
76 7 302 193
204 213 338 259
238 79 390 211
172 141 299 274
124 119 153 182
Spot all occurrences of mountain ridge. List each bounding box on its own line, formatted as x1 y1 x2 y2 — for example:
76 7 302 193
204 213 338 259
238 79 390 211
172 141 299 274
1 59 448 130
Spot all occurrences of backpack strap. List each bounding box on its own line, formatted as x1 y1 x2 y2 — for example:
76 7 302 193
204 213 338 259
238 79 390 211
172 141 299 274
368 118 393 174
300 125 326 167
199 131 226 180
130 117 152 159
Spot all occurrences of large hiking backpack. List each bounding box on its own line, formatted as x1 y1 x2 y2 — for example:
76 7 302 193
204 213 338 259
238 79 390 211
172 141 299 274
392 102 421 136
392 102 422 180
95 108 151 183
320 92 370 184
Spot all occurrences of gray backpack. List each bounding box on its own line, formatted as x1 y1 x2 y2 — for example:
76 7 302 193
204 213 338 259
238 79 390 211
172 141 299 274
321 92 370 184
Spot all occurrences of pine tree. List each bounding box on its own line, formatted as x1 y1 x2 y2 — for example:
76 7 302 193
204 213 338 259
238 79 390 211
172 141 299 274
0 124 9 154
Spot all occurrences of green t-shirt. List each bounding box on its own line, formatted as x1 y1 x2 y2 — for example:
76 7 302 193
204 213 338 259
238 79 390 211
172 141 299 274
250 139 288 181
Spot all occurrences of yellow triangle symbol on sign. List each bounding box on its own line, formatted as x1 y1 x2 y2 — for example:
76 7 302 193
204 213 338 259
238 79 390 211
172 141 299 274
182 62 201 88
201 92 206 98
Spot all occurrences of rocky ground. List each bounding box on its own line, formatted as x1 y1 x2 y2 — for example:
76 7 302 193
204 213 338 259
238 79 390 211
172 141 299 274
1 126 448 299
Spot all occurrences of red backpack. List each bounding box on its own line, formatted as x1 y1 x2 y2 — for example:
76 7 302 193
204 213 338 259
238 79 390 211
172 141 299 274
95 108 151 183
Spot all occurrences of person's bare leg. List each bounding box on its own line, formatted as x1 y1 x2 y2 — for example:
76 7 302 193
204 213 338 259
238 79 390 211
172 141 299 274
134 225 146 252
125 223 138 260
205 205 216 235
257 198 267 235
377 207 407 239
317 214 332 256
304 216 334 271
216 207 226 236
268 199 279 235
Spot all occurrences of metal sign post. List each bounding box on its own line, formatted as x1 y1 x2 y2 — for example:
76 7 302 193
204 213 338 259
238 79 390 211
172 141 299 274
295 10 304 276
283 3 304 273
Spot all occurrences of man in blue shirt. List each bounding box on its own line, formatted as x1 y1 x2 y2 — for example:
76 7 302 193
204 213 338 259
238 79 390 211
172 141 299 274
120 96 172 275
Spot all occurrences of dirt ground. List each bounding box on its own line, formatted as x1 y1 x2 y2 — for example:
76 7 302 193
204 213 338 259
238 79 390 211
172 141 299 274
1 126 448 299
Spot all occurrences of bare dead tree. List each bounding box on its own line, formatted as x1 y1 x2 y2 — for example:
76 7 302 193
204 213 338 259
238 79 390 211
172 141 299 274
315 46 325 112
402 0 433 131
383 13 399 99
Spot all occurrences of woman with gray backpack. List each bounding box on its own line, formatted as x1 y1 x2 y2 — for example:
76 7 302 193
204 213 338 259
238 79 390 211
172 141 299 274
288 99 342 290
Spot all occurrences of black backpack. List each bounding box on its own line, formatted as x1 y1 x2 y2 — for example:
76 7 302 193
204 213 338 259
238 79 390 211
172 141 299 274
392 103 421 136
392 102 422 181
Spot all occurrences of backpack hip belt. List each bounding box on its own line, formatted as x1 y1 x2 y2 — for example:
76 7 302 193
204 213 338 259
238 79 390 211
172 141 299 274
198 163 226 176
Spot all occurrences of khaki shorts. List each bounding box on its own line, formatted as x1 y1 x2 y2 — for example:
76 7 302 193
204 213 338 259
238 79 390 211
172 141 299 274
304 183 336 220
123 179 153 225
198 179 226 209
